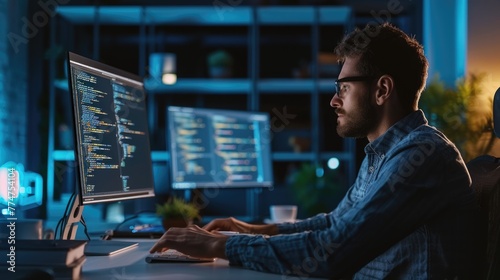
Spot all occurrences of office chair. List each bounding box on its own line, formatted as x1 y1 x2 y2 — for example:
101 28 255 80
466 88 500 280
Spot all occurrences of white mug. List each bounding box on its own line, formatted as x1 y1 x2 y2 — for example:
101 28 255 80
269 205 297 223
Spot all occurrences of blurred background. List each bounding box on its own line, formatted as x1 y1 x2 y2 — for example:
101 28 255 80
0 0 499 225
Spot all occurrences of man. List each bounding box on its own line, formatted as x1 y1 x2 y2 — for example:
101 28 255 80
150 23 484 279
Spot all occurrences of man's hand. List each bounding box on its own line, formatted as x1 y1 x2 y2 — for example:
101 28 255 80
149 225 228 259
203 217 279 236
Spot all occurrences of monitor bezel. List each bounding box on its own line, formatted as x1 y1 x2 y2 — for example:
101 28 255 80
67 52 155 205
166 105 274 190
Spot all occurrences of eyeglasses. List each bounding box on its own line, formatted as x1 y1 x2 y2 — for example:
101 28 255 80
334 76 375 98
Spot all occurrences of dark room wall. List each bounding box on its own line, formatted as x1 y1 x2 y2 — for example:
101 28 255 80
0 0 28 166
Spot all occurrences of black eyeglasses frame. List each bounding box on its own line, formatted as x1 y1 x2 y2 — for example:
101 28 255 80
334 76 376 97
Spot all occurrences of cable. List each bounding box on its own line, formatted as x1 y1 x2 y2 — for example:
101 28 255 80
113 210 157 232
54 192 76 240
80 215 91 240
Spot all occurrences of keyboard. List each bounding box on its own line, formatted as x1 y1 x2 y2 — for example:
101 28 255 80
145 249 215 263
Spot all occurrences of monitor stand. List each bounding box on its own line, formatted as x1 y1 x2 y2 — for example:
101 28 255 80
62 194 138 256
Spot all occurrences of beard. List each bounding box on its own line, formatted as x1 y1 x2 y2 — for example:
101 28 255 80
335 98 377 138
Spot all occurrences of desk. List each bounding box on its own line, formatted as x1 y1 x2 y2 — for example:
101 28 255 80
82 239 322 280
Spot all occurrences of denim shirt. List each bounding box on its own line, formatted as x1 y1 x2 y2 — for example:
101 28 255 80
225 110 484 279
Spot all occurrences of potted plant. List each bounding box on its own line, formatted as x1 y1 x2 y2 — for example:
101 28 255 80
289 163 344 217
156 197 201 230
419 73 496 162
207 50 233 78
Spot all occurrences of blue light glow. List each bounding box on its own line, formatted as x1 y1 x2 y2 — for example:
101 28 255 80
327 158 340 170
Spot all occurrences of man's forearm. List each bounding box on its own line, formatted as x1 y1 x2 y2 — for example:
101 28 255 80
251 223 279 235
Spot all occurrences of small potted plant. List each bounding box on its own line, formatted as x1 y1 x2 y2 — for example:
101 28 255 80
207 50 233 78
289 163 344 217
156 197 201 230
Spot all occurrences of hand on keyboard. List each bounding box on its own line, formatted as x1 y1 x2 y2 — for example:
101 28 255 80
145 249 215 263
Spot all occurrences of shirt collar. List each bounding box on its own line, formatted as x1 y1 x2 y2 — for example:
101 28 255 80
364 110 428 156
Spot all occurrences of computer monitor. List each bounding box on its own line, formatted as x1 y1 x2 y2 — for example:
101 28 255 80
62 52 155 248
167 106 274 190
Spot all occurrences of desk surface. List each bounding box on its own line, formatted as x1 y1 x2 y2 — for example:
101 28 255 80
82 239 315 280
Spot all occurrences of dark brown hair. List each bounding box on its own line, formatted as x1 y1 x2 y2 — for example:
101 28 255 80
335 23 428 110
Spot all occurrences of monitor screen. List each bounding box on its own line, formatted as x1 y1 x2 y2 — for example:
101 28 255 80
167 106 274 189
67 52 155 205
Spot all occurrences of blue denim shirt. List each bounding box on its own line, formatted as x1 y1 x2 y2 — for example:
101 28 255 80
225 110 484 279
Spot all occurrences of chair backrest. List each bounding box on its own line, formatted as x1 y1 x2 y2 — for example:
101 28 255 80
466 88 500 280
494 88 500 137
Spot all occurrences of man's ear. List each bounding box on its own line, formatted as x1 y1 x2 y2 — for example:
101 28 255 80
374 75 395 105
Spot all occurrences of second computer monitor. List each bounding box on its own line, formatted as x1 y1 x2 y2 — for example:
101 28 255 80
167 106 273 189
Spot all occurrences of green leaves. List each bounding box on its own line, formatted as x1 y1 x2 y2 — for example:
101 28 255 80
156 197 201 221
419 73 495 161
290 163 343 216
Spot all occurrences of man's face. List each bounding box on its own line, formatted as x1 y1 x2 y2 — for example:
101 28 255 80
330 56 378 138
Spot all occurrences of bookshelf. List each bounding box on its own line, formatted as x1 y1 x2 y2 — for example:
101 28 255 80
47 5 356 219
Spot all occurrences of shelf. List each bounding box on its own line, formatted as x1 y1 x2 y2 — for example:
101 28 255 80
272 151 354 162
319 152 355 161
142 78 337 94
272 152 314 161
258 7 315 25
259 79 336 93
57 78 337 94
52 150 75 161
145 78 251 94
53 150 350 163
56 6 143 25
56 6 351 26
151 151 169 162
146 7 252 25
54 79 68 91
52 150 170 162
319 7 353 25
58 78 249 94
56 6 252 25
47 4 357 210
53 150 353 162
58 6 251 25
258 6 352 25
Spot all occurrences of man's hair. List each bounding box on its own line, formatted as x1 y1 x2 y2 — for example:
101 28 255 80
334 23 428 110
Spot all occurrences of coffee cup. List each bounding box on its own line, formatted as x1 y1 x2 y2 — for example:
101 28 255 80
269 205 297 223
